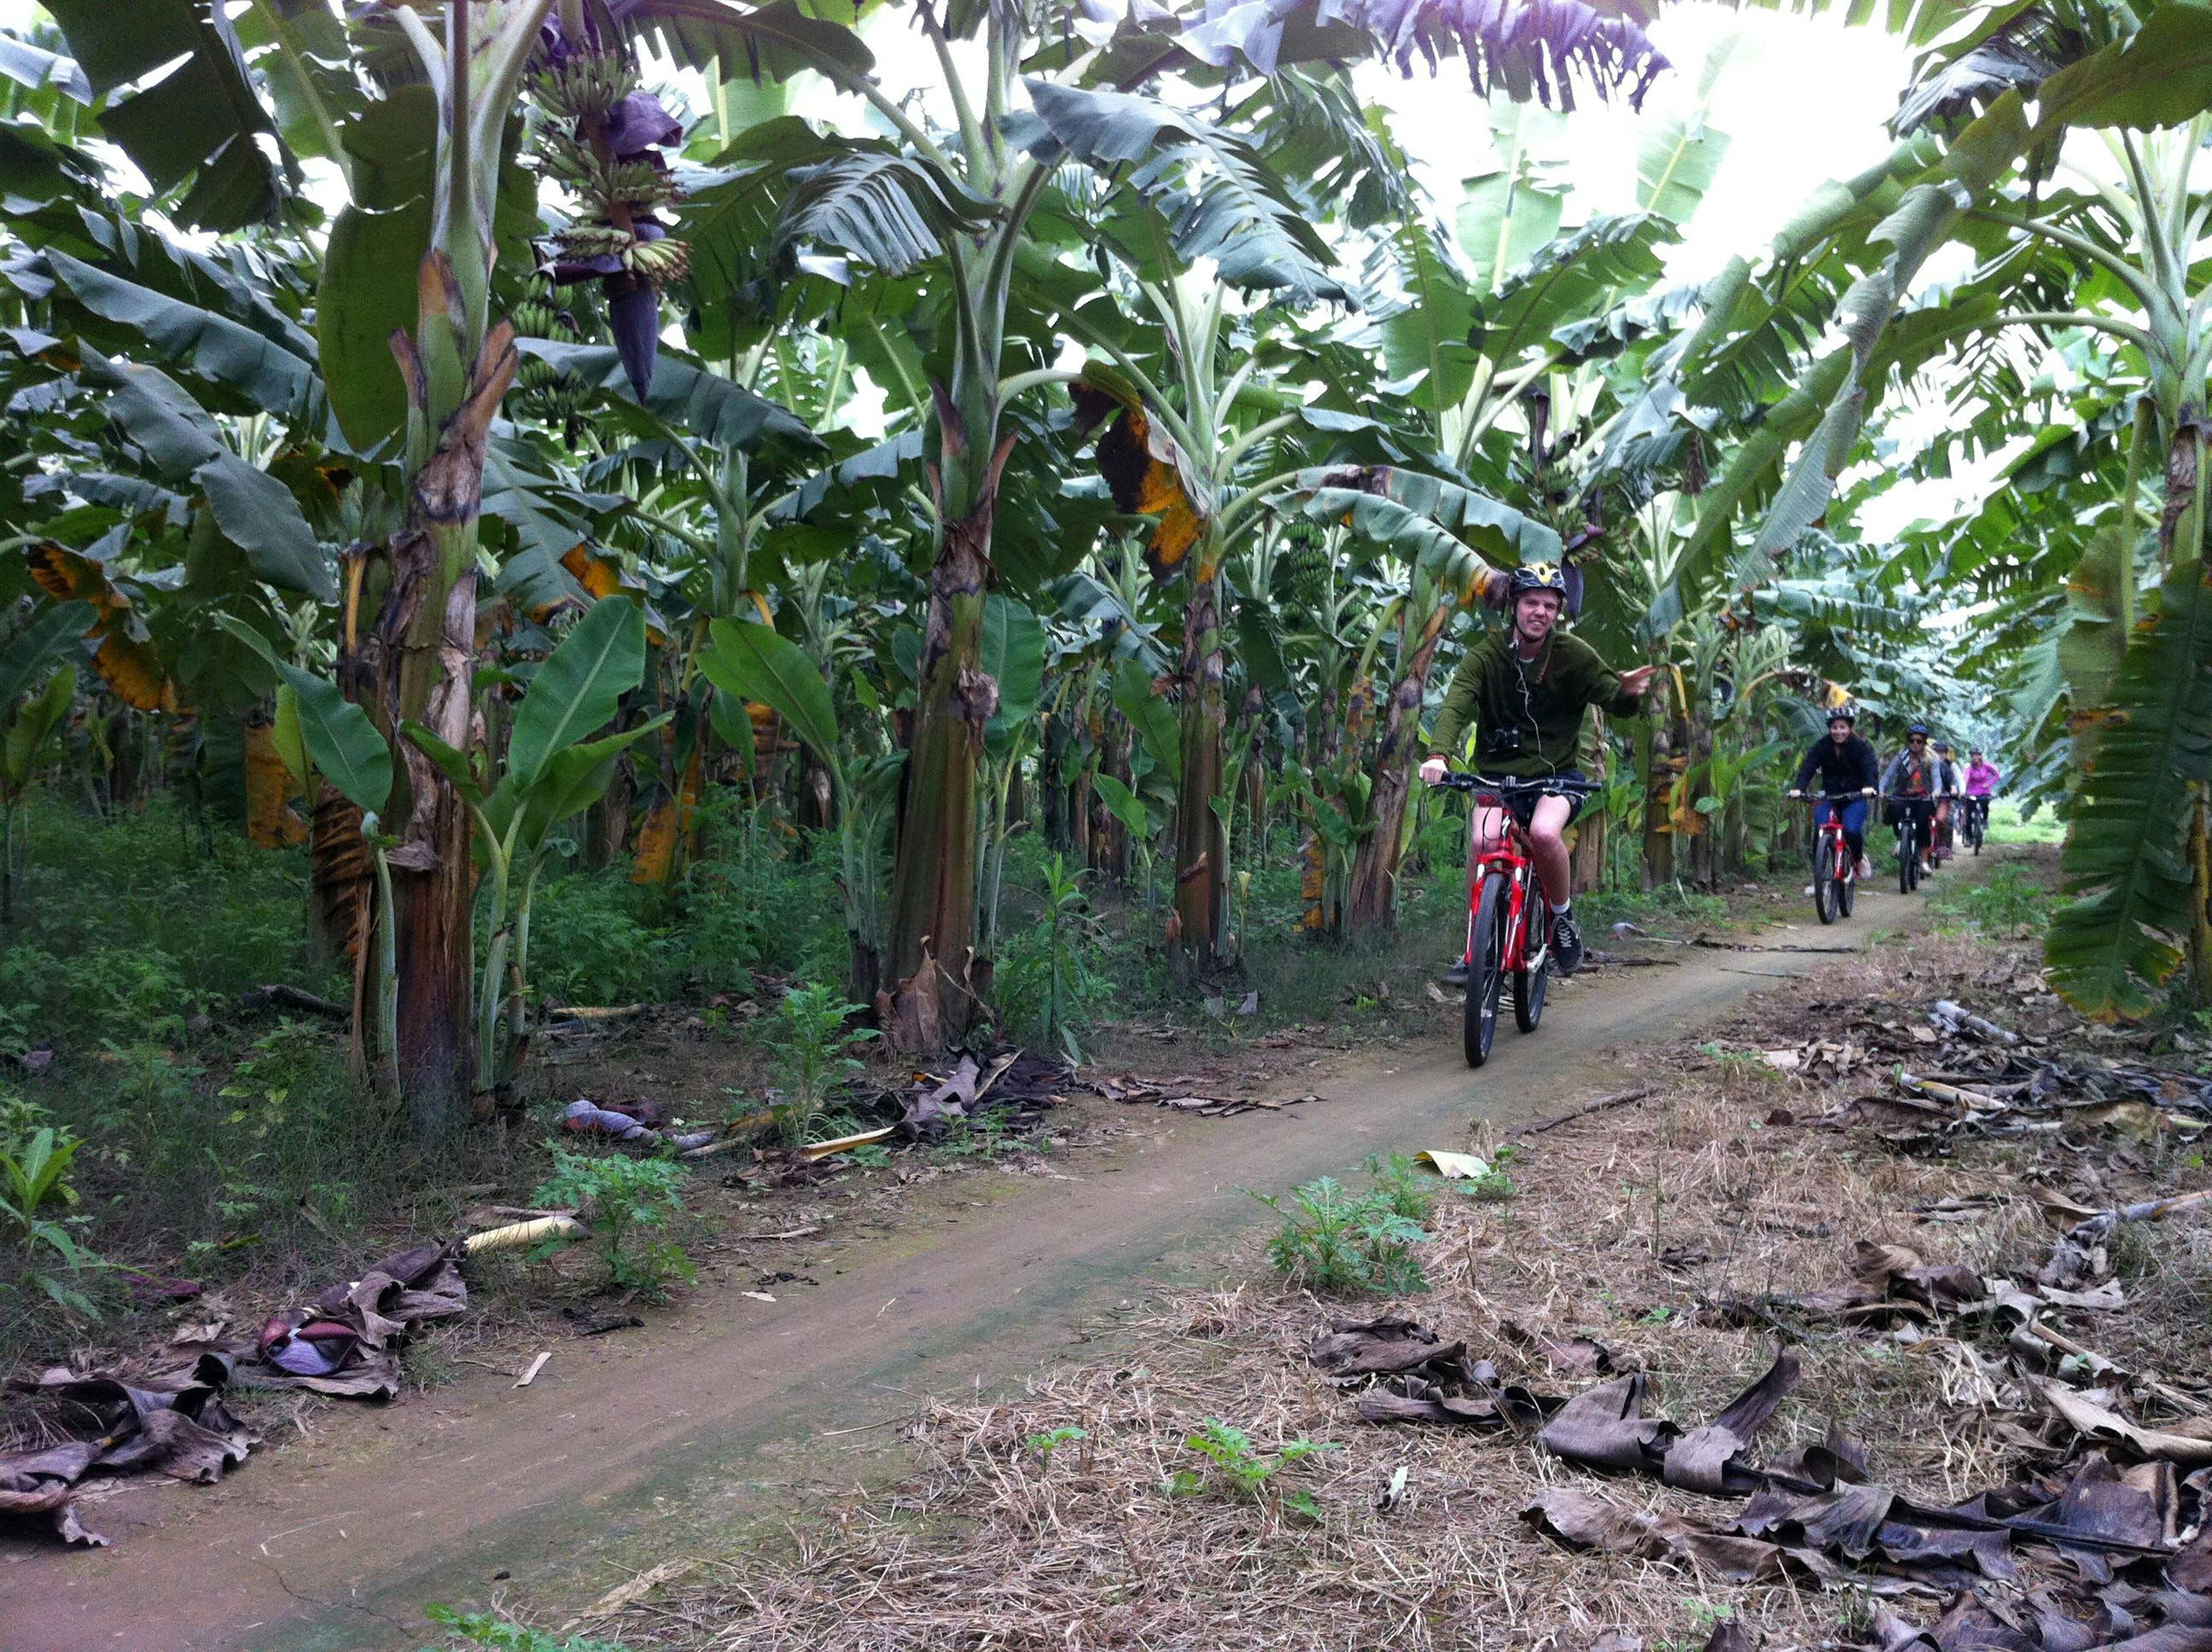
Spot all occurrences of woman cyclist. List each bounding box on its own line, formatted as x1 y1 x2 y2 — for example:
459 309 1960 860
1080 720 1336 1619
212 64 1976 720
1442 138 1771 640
1785 705 1877 887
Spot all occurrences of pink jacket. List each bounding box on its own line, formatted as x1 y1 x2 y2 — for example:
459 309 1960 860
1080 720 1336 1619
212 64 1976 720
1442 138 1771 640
1965 759 2000 797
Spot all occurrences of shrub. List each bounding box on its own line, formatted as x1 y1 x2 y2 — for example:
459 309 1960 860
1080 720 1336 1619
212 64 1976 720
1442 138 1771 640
995 854 1109 1062
525 875 690 1005
1931 864 2050 936
1254 1174 1431 1295
529 1146 693 1297
755 982 874 1147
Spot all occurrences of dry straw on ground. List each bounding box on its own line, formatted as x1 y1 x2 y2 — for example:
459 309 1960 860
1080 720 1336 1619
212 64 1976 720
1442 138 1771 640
598 935 2207 1651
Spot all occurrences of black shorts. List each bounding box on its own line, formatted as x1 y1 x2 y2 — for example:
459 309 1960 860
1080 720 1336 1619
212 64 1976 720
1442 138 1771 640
1476 771 1588 829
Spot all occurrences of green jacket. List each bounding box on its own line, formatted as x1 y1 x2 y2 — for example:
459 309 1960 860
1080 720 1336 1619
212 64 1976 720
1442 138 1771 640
1427 625 1646 777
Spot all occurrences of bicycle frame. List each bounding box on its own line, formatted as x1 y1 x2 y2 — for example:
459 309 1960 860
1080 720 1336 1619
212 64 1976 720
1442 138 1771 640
1465 803 1537 975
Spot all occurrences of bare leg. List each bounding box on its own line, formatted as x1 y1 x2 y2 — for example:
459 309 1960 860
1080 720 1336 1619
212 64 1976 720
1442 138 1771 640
1467 804 1511 878
1526 794 1574 908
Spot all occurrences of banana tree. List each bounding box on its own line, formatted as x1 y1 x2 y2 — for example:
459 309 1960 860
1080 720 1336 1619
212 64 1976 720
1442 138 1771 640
1671 3 2212 1013
394 597 666 1099
0 600 90 920
700 615 899 1000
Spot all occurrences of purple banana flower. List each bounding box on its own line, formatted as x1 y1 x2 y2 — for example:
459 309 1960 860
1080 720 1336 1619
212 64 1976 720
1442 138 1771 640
604 90 683 159
606 272 661 400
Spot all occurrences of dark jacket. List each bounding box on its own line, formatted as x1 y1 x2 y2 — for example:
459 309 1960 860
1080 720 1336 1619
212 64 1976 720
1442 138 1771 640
1790 733 1877 795
1427 625 1645 778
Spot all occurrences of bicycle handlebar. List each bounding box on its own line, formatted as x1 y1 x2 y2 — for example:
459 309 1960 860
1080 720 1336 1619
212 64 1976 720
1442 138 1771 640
1429 773 1598 796
1790 789 1877 802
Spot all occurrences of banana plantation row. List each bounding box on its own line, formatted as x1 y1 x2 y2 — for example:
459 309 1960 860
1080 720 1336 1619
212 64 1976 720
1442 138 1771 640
2 0 2208 1124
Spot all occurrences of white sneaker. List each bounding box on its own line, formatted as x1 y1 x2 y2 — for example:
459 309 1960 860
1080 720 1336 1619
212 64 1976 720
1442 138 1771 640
1803 883 1817 897
1857 857 1873 879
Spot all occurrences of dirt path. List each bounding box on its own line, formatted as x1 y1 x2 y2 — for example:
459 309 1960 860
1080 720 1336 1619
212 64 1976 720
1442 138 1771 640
0 893 1912 1651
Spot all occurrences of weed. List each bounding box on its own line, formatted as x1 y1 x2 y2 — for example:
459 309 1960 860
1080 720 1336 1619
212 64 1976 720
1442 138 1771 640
416 1606 632 1652
1464 1144 1520 1202
0 1112 102 1318
529 1146 694 1298
1364 1153 1438 1224
1930 864 2051 936
996 854 1109 1062
1253 1175 1431 1295
756 982 875 1148
935 1108 1022 1163
1165 1418 1338 1520
1027 1425 1088 1458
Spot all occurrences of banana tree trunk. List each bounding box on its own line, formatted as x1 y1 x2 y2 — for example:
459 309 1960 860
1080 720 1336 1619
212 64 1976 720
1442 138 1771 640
884 474 1001 1049
1095 711 1131 881
1171 569 1227 971
1642 672 1678 889
1345 610 1449 935
1570 709 1608 893
375 282 519 1124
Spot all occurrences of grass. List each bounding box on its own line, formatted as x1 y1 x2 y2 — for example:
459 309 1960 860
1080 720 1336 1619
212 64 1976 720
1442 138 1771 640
0 790 858 1376
585 877 2190 1652
1982 798 2064 846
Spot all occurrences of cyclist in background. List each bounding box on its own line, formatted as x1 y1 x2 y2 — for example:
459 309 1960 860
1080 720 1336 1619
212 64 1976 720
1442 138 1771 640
1881 724 1942 879
1785 705 1877 885
1930 741 1963 864
1964 747 2000 842
1419 563 1654 980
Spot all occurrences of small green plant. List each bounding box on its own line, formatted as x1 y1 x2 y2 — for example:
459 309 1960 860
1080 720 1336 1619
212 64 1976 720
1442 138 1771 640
1364 1153 1438 1224
1254 1175 1431 1295
1165 1419 1338 1521
0 1117 102 1317
936 1107 1022 1163
416 1606 632 1652
1465 1143 1519 1202
1027 1425 1088 1458
996 852 1109 1062
757 981 875 1147
1930 864 2051 935
529 1146 694 1297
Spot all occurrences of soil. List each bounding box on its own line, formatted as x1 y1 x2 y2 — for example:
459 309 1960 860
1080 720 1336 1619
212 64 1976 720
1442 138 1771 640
0 865 1966 1652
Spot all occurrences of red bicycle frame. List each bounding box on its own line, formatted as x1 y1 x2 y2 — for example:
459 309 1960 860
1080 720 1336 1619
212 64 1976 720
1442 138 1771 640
1465 800 1538 975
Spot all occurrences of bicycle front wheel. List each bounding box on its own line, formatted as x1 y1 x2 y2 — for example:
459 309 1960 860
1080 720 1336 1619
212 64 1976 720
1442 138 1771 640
1464 873 1506 1068
1814 835 1838 925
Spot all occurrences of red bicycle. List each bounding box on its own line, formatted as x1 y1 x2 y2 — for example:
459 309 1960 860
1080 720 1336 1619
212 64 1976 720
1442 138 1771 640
1435 774 1595 1068
1799 789 1870 925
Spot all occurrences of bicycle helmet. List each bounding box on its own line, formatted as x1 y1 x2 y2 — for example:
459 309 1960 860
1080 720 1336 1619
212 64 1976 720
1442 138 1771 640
1907 721 1930 738
1825 702 1858 724
1505 561 1569 601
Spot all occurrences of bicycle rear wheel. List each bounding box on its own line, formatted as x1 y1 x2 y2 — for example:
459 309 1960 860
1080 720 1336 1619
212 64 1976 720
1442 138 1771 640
1814 835 1838 925
1464 873 1505 1068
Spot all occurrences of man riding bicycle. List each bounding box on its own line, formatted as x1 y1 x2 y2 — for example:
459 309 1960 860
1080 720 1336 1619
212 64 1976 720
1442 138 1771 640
1963 747 1999 841
1418 562 1654 980
1882 724 1943 879
1784 704 1877 883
